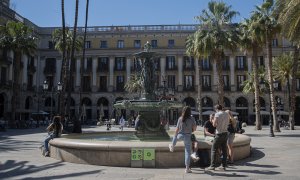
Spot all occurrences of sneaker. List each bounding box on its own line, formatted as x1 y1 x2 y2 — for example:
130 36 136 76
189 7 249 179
44 151 50 157
191 153 200 162
185 168 192 173
217 166 226 171
227 160 234 165
205 166 215 171
169 144 174 152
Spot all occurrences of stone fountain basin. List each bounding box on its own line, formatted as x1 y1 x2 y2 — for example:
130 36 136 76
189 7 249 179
49 131 251 168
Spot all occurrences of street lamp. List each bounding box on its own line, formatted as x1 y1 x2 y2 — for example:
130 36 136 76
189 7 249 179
259 80 275 137
57 82 62 115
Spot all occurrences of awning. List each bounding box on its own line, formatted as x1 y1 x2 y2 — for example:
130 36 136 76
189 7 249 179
31 111 49 115
202 110 215 115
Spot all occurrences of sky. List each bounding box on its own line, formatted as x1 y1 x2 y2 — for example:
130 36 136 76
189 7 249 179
10 0 264 27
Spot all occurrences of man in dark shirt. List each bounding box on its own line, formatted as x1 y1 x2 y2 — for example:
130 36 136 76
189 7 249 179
204 113 216 142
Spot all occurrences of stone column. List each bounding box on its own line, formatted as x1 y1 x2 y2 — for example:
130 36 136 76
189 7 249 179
247 56 252 79
75 57 81 89
92 56 97 92
22 54 28 85
177 55 183 91
33 55 37 87
230 56 235 91
8 50 13 81
126 57 131 82
160 57 166 86
109 56 115 92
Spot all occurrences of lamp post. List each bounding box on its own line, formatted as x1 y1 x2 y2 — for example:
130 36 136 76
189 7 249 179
57 82 63 115
259 80 275 137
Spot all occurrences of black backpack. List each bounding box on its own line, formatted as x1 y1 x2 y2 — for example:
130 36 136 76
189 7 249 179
228 123 236 133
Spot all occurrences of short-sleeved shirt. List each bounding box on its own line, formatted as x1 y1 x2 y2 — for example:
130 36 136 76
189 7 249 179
203 120 216 137
176 116 196 134
214 111 229 134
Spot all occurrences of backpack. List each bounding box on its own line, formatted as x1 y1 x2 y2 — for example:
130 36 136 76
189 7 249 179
228 123 236 133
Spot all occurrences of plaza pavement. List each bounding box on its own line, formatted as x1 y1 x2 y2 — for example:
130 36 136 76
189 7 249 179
0 124 300 180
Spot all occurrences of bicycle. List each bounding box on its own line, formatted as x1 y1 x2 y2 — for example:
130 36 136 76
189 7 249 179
279 119 290 129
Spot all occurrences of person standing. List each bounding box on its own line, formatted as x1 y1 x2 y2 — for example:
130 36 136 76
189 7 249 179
119 116 125 131
226 110 237 164
169 106 197 173
206 104 229 171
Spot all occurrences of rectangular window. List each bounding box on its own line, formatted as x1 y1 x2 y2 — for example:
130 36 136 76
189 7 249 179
83 76 91 91
116 76 125 91
86 57 93 71
117 40 124 48
168 39 175 48
272 39 278 47
202 75 211 91
154 58 160 70
85 41 91 49
237 75 246 90
223 75 230 90
202 57 210 70
151 40 158 48
222 56 230 70
98 57 109 71
99 76 107 91
45 76 54 90
167 75 176 89
184 75 194 90
134 40 141 48
48 41 55 49
100 41 107 48
258 56 264 68
0 67 7 84
236 56 246 70
115 57 126 70
184 56 194 69
166 56 176 69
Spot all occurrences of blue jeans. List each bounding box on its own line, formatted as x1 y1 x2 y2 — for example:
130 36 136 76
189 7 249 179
44 133 55 152
171 133 192 167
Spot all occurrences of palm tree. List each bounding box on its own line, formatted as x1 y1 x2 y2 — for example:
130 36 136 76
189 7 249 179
275 0 300 130
0 21 37 128
243 67 267 95
67 0 79 119
240 17 265 130
52 28 82 118
60 0 66 117
253 0 281 132
193 1 239 106
186 33 203 124
80 0 90 122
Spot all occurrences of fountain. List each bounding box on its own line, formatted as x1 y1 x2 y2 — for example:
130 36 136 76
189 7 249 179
114 41 182 139
48 42 252 168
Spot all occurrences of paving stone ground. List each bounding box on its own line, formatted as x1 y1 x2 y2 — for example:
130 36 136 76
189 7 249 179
0 124 299 180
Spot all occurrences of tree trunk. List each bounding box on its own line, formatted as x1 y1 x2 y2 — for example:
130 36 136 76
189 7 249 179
10 52 21 128
266 33 280 132
67 0 79 119
289 46 299 130
197 57 203 125
216 52 224 107
252 46 262 130
60 0 66 119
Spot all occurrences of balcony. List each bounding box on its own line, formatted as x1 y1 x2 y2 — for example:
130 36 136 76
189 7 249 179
224 86 231 91
235 66 247 71
98 87 108 92
202 86 211 91
183 65 195 71
83 66 93 74
114 67 126 71
183 86 195 92
0 81 12 89
97 66 109 72
43 66 56 74
202 66 212 71
166 66 178 71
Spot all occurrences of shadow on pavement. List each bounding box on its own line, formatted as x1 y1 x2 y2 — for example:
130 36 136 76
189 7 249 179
0 136 41 153
0 160 101 179
275 134 300 138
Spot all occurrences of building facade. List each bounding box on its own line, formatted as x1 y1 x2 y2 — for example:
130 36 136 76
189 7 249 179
1 2 300 125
